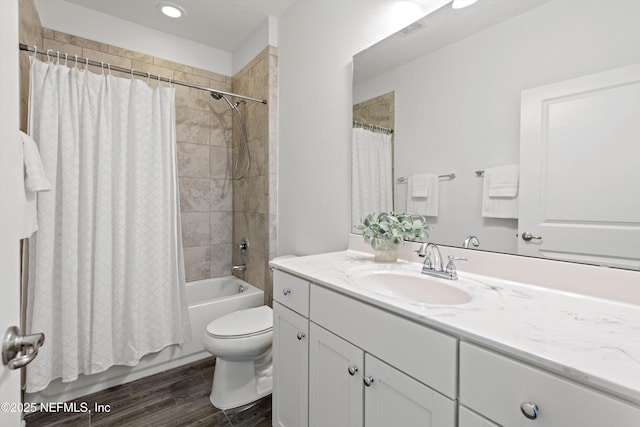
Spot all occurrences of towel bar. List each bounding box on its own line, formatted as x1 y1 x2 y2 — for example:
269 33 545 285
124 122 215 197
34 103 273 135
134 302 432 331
397 173 455 183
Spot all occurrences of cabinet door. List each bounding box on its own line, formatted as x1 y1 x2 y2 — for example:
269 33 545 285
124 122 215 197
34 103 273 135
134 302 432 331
458 405 499 427
273 302 309 427
364 354 456 427
309 323 364 427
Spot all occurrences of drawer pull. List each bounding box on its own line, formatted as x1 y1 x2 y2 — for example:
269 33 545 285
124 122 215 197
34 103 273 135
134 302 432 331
347 366 359 376
363 376 374 387
282 288 292 296
296 332 305 340
520 402 539 420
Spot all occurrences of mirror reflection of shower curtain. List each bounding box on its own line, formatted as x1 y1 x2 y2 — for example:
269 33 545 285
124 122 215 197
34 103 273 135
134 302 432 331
351 127 393 231
25 57 191 393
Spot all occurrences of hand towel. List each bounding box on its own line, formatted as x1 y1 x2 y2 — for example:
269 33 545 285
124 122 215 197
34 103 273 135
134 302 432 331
487 164 519 198
18 131 51 239
407 174 439 217
481 165 519 219
411 173 430 198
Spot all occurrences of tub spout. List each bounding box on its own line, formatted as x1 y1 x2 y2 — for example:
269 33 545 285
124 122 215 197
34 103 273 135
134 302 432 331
232 264 247 272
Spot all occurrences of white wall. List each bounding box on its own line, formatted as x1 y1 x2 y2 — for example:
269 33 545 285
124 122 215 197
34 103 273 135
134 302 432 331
354 0 640 253
34 0 233 75
233 16 277 75
277 0 446 256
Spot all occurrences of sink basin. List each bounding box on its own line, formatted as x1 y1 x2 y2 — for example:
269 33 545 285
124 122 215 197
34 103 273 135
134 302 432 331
347 265 472 305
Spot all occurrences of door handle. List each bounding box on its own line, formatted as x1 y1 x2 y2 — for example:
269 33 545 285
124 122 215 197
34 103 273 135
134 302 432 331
521 232 542 241
2 326 45 370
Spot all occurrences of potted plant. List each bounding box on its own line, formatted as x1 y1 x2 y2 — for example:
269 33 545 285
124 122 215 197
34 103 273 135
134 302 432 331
358 212 430 262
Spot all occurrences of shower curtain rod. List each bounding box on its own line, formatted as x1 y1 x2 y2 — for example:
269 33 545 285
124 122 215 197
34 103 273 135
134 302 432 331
19 43 268 105
353 120 393 134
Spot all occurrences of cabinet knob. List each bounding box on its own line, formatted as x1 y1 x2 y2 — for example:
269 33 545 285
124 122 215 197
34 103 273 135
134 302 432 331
296 332 305 340
363 376 374 387
347 366 358 376
520 402 539 420
282 288 292 295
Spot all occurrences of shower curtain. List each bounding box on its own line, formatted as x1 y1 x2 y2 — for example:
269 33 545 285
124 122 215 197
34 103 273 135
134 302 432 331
351 127 393 230
25 57 190 393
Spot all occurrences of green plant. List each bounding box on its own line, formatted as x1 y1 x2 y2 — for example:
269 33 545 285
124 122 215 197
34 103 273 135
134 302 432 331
358 212 430 248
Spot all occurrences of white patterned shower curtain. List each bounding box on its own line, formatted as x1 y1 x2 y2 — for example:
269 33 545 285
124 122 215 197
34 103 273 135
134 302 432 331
25 57 190 392
351 127 393 231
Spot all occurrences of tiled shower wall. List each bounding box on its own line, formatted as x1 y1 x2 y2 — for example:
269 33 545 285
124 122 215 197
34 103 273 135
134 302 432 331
18 0 275 289
231 47 278 305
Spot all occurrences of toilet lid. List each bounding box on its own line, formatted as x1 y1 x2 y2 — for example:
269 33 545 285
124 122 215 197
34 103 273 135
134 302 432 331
206 306 273 338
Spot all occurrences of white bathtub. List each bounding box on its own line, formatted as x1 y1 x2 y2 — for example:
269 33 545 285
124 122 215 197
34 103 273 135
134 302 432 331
27 276 264 404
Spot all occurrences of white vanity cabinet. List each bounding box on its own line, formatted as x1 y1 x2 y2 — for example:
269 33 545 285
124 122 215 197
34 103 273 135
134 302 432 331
459 342 640 426
309 284 457 427
272 271 310 427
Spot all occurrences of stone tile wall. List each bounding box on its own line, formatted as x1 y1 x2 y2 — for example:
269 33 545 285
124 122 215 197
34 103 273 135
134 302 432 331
231 47 278 305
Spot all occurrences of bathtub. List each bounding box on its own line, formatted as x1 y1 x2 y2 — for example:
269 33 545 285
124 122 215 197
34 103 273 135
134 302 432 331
27 276 264 404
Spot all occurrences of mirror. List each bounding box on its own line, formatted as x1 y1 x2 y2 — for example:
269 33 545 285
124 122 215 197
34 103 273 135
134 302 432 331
352 0 640 270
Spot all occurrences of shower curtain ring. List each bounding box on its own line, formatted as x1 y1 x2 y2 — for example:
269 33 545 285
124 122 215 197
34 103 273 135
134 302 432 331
130 68 134 79
64 53 68 66
146 72 150 82
84 58 89 71
107 63 111 76
31 45 37 59
46 49 52 62
74 55 78 68
56 51 60 64
100 62 104 75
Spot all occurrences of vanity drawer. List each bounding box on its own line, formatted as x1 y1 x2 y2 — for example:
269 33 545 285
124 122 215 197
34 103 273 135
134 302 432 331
310 284 458 399
273 270 310 317
459 342 640 426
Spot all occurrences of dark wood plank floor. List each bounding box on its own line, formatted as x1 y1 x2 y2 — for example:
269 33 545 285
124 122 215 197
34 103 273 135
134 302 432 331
24 357 272 427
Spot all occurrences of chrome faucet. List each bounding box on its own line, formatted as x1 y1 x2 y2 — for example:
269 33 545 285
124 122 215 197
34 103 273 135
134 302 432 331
231 264 247 272
417 242 466 280
463 235 480 249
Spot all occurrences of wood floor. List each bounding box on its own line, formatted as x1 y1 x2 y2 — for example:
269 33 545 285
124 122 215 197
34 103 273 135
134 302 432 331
24 357 272 427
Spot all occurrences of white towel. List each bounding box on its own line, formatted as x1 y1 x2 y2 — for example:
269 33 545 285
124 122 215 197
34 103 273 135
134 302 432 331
19 131 51 239
487 164 519 198
411 173 430 197
407 174 439 216
481 165 519 219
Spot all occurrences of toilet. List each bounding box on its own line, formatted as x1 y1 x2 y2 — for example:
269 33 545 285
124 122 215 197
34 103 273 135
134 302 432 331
203 305 273 410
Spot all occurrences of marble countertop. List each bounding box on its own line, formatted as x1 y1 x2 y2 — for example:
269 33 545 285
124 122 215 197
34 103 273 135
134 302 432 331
270 250 640 406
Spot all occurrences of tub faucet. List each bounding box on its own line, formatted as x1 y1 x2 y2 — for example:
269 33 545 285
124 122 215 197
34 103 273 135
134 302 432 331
232 264 246 272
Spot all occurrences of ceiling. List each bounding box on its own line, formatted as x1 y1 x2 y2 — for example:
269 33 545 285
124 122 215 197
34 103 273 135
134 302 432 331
62 0 298 52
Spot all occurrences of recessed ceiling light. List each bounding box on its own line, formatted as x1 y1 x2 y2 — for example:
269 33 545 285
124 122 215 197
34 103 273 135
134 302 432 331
158 3 185 18
451 0 479 9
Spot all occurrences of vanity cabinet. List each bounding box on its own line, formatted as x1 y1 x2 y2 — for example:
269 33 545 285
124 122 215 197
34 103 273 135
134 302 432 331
309 284 457 427
272 271 311 427
459 342 640 426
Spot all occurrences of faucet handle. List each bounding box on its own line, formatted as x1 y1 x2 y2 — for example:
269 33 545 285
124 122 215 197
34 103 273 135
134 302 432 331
445 256 467 279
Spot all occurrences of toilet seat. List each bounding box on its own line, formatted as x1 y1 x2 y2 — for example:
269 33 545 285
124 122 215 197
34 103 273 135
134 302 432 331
206 306 273 339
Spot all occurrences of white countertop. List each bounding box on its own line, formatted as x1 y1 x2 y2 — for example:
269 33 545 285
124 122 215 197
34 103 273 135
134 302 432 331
270 249 640 407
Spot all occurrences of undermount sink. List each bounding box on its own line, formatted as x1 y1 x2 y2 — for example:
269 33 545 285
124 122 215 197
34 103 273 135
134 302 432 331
347 264 472 305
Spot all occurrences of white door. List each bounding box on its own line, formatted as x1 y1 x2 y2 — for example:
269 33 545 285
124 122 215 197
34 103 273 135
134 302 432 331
364 354 456 427
0 0 25 426
272 302 309 427
309 323 363 427
519 64 640 269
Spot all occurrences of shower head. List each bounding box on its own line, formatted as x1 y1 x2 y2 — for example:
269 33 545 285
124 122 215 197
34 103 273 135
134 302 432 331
210 92 223 100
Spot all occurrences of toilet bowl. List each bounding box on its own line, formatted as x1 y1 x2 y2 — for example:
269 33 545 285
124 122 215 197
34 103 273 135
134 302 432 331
203 305 273 410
